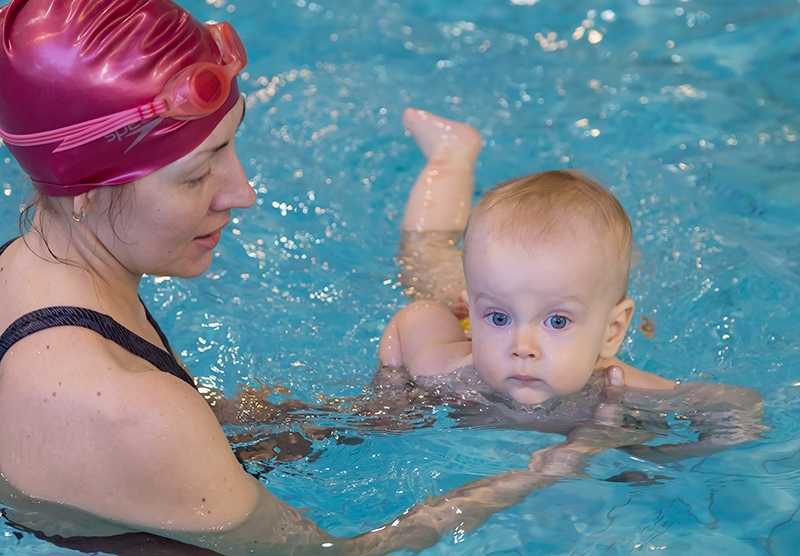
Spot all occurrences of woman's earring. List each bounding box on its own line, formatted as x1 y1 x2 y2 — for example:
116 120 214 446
72 210 86 223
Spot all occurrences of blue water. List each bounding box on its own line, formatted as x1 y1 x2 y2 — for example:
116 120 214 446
2 0 799 553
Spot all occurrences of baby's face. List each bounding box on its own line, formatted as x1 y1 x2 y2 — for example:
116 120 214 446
464 226 623 405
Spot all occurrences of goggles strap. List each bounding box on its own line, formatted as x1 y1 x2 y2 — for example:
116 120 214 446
0 100 167 152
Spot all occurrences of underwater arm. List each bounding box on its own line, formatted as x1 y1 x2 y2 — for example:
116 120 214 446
157 379 611 556
348 467 570 555
197 458 588 556
621 382 765 463
376 412 663 553
201 382 332 426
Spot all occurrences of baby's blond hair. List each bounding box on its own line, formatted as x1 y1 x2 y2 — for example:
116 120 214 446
464 170 633 299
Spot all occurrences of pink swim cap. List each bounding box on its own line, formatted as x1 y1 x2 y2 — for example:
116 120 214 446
0 0 244 197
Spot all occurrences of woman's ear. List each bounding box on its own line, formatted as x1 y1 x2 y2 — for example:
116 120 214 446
599 298 635 359
71 192 92 223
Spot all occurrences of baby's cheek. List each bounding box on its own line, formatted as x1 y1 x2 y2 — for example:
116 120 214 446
552 360 595 395
567 338 602 379
472 350 500 385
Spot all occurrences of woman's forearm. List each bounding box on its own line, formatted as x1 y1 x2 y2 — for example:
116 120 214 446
348 442 600 556
347 469 558 555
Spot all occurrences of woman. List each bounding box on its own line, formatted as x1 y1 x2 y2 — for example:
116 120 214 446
0 1 621 554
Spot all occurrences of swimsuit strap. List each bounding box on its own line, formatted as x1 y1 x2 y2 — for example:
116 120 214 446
0 238 194 388
0 306 195 388
0 237 16 255
140 296 179 360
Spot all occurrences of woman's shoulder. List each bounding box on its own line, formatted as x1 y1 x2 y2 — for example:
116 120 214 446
0 325 202 453
0 328 257 532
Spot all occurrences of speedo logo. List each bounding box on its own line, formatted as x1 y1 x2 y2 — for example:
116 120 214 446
104 118 163 153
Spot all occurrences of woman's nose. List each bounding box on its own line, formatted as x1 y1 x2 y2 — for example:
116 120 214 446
211 151 256 211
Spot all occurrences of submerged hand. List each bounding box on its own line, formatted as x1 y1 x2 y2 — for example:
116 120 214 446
530 365 656 473
594 364 625 427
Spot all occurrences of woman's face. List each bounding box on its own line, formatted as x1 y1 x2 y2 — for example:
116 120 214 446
90 98 255 278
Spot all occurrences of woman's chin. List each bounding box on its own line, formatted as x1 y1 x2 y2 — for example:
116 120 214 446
162 253 214 279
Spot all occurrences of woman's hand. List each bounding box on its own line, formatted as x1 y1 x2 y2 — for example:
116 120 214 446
526 364 655 478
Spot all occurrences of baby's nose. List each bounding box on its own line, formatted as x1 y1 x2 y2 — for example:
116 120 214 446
512 328 539 358
512 346 537 358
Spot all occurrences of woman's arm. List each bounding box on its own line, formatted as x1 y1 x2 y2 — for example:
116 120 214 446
595 361 764 463
620 382 765 463
102 369 593 555
202 381 330 427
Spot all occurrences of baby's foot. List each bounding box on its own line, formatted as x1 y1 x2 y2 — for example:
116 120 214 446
403 108 481 165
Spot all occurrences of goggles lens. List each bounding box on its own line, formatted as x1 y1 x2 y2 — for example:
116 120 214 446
195 69 224 104
158 22 247 119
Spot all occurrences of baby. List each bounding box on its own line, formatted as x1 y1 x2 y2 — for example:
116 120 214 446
377 109 762 461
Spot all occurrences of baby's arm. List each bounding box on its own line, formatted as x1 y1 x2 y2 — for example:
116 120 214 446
397 109 481 312
379 300 471 377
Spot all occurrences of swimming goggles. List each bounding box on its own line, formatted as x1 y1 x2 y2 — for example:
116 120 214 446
0 22 246 153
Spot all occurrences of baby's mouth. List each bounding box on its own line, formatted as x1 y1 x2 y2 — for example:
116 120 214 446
509 375 543 384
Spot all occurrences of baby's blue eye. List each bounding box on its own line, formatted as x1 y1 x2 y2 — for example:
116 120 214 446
546 314 570 330
488 312 511 327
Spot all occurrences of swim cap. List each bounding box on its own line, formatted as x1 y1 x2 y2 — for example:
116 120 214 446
0 0 245 196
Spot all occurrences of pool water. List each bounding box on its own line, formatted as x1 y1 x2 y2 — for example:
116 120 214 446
2 0 799 553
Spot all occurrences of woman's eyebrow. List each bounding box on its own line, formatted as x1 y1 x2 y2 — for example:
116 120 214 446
188 100 245 161
190 140 230 161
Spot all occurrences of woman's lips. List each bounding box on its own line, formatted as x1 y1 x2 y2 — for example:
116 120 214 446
193 227 223 250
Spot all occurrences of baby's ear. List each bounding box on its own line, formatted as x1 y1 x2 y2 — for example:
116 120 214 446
599 298 635 359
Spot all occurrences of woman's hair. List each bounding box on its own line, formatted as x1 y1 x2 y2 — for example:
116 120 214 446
18 186 133 265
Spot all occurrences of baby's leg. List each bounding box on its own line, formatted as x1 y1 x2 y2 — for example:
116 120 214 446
398 109 481 313
401 108 481 233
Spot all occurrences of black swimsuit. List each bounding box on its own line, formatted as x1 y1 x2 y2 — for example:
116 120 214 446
0 238 195 388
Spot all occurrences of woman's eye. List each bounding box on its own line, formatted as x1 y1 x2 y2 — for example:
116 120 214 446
487 312 511 327
187 170 211 186
545 314 571 330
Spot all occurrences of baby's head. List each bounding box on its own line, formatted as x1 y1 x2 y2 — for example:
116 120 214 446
463 170 634 404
